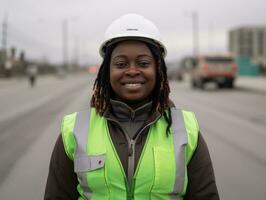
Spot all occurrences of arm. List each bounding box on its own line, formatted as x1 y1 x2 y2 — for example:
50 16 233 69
184 132 220 200
44 134 79 200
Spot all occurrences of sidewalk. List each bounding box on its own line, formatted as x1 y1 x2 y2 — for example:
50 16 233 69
0 74 58 89
236 76 266 93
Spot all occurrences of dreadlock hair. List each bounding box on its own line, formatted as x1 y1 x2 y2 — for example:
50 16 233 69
91 44 115 115
91 41 172 135
146 43 172 136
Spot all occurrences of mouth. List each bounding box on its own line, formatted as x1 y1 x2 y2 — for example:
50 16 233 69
124 83 142 89
121 81 144 89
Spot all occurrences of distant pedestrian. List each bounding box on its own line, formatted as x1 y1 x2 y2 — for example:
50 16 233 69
27 65 38 87
45 13 219 200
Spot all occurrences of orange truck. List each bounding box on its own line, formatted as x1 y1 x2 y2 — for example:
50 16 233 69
190 54 237 89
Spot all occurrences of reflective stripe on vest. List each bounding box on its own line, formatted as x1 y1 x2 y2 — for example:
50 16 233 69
73 110 93 199
73 107 188 200
169 107 188 199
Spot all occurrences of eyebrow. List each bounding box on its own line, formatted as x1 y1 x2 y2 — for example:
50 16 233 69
112 54 153 60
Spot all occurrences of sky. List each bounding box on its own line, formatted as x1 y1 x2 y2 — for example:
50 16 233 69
0 0 266 65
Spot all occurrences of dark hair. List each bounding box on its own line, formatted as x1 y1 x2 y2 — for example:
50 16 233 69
91 41 172 135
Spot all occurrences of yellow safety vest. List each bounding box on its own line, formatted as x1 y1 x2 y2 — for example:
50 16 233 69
61 107 199 200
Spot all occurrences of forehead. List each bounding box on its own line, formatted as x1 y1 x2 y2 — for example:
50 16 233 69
111 40 153 58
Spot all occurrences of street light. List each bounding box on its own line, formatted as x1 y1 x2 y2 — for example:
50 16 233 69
192 11 199 57
61 17 79 73
185 11 200 57
62 19 68 72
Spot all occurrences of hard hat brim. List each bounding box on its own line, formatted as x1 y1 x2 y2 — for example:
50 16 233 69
99 36 167 58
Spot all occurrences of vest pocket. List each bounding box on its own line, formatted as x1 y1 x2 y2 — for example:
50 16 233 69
74 154 108 198
152 147 175 193
74 154 106 172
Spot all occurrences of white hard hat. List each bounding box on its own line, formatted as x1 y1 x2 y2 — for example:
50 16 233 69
99 13 167 57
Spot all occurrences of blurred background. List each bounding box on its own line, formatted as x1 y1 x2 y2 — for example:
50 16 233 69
0 0 266 199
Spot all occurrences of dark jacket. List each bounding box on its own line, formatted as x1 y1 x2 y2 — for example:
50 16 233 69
44 101 219 200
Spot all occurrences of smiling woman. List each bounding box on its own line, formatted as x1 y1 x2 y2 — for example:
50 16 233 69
109 41 156 106
45 13 220 200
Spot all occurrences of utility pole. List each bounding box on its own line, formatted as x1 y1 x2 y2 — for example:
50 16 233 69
62 17 79 73
1 14 8 75
192 11 199 57
73 34 79 69
62 19 68 72
1 14 8 52
1 14 8 61
208 22 214 52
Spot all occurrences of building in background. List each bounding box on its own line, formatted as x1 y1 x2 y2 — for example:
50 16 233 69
229 26 266 75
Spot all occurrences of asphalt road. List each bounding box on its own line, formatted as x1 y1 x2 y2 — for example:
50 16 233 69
0 74 265 199
0 73 93 199
170 80 266 200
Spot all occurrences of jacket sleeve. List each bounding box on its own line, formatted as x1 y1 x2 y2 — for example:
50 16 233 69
44 134 79 200
184 132 220 200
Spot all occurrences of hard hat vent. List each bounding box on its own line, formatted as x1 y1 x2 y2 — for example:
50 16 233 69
126 28 138 31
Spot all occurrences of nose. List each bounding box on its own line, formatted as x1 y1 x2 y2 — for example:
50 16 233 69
125 64 140 76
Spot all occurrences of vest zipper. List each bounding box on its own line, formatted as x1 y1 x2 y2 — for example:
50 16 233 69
126 115 161 198
127 142 136 200
106 115 161 199
128 139 135 185
125 177 136 200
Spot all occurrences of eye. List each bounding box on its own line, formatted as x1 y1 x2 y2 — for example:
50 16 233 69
138 61 151 68
115 62 127 69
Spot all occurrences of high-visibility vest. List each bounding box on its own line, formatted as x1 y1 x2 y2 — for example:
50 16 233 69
61 107 199 200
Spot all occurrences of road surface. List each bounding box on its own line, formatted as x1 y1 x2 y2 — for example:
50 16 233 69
0 74 265 199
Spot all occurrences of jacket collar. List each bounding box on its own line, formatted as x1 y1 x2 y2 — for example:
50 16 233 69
109 99 152 120
102 99 175 124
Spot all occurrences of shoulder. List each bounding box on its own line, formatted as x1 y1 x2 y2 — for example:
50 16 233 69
60 108 102 160
61 112 77 133
168 101 199 146
182 110 199 133
170 106 199 136
61 112 78 160
170 107 199 163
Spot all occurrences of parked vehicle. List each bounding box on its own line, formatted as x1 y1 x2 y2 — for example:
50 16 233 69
167 64 184 81
190 54 237 89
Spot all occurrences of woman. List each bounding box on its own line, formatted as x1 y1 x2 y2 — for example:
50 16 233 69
45 14 219 200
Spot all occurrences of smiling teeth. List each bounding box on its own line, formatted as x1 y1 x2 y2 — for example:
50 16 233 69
125 83 141 88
